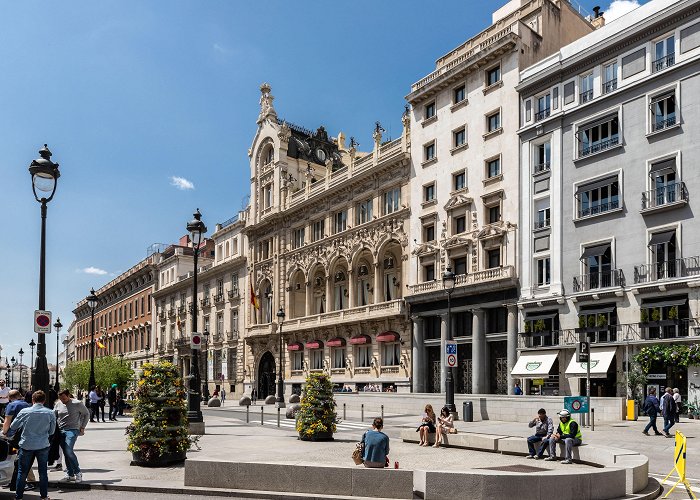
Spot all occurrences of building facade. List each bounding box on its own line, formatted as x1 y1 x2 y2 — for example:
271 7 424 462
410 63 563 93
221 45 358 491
516 0 700 397
405 0 594 396
243 84 412 397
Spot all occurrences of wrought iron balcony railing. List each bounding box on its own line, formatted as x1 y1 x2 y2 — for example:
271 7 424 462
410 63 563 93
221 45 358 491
572 269 624 292
652 53 675 73
641 181 687 210
634 256 700 284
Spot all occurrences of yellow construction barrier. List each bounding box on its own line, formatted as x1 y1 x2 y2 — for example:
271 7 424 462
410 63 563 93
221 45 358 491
662 431 696 499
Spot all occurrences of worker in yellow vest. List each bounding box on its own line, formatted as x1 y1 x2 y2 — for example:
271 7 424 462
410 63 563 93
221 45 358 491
545 409 582 464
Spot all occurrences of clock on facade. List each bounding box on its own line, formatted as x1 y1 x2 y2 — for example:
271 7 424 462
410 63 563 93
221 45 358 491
315 148 326 162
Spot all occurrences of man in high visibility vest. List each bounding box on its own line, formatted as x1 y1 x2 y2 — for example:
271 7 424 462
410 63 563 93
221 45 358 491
545 409 582 464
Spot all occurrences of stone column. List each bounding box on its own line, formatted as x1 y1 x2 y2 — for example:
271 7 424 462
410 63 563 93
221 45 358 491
472 309 485 394
412 316 425 393
305 282 312 317
373 264 382 304
507 305 518 395
440 313 448 393
326 276 333 311
348 271 356 309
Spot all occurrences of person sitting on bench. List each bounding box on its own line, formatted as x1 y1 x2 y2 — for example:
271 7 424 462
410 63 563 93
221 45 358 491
545 409 581 464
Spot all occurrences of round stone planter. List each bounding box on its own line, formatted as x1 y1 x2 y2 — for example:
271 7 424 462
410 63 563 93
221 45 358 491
298 431 334 442
131 450 186 467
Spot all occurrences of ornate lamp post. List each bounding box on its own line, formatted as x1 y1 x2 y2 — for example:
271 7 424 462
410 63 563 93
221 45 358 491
54 318 62 391
29 144 61 394
276 307 286 408
202 330 210 401
10 357 16 388
86 289 99 389
18 349 24 391
442 267 457 417
29 340 36 388
4 358 9 385
186 209 207 426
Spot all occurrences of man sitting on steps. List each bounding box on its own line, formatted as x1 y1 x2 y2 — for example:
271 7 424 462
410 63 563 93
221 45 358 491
545 409 582 464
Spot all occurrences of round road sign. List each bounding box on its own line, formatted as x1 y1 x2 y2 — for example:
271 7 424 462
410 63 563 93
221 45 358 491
571 399 583 411
447 354 457 367
36 315 50 327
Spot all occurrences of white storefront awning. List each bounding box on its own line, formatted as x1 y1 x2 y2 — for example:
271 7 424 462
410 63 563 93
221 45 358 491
564 347 617 378
511 350 559 377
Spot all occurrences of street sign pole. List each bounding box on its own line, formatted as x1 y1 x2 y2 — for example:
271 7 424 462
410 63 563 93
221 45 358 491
586 335 591 428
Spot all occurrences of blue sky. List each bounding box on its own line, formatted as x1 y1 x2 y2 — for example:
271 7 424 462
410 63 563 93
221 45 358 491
0 0 641 365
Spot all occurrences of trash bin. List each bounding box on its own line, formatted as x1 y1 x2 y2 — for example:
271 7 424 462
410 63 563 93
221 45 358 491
626 399 638 421
462 401 473 422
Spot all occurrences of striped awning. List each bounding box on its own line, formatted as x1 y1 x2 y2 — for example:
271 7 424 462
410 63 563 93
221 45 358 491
306 340 323 350
376 331 400 343
327 338 346 347
287 342 303 351
349 334 371 345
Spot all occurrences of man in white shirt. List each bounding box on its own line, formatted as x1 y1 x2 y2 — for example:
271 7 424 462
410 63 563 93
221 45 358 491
0 379 10 417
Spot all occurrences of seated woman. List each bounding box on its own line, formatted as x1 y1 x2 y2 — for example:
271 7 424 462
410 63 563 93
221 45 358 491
434 406 454 448
418 404 436 446
362 417 390 468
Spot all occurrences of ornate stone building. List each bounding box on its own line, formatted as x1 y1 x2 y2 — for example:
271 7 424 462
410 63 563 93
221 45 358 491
243 84 413 397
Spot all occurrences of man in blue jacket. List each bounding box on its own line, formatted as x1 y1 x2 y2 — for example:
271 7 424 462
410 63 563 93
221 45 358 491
642 387 662 436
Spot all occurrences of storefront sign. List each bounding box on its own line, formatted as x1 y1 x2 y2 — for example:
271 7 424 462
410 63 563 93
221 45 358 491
532 378 545 386
647 373 666 380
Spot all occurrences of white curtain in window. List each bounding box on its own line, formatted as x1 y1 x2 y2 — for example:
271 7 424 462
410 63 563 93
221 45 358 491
356 345 371 367
333 348 346 368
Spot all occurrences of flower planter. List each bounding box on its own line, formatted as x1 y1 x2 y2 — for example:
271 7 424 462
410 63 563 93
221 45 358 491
131 450 186 467
299 431 334 442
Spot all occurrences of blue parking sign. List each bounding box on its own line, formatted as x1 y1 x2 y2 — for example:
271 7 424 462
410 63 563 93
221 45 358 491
446 342 457 355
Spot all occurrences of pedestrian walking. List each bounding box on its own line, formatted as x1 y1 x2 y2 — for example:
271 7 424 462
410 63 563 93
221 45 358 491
661 387 677 437
220 387 226 405
97 387 106 422
0 379 10 417
54 389 89 483
108 384 118 421
673 388 682 423
88 386 100 422
514 381 523 395
7 390 56 500
2 390 36 493
642 387 662 436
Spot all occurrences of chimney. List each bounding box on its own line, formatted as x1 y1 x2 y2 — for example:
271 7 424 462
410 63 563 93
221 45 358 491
179 235 190 247
591 6 605 29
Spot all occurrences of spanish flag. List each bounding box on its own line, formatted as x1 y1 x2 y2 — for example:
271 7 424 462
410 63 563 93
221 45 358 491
250 283 259 310
97 340 106 349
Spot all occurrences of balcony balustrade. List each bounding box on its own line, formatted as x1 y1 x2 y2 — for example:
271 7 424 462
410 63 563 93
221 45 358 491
634 256 700 284
572 269 624 292
641 182 687 211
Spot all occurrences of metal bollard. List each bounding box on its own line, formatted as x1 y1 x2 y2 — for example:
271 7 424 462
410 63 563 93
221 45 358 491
361 404 364 422
381 405 384 420
277 407 281 427
592 408 595 431
246 405 249 423
261 405 264 426
343 403 346 421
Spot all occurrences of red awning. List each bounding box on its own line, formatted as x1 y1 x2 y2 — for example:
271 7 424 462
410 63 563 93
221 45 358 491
349 334 371 345
287 342 303 351
376 331 400 343
306 340 324 350
327 337 346 347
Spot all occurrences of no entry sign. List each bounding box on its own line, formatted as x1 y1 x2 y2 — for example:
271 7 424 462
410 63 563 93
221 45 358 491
34 310 52 334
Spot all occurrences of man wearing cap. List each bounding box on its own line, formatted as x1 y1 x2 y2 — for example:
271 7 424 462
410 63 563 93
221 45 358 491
107 384 118 421
545 409 582 464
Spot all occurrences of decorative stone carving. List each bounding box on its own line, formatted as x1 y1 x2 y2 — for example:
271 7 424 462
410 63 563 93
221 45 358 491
444 193 473 211
257 83 277 124
278 121 291 143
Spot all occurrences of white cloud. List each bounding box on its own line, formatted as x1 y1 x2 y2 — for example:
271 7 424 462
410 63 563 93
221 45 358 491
79 267 108 275
603 0 641 23
170 176 195 190
213 43 230 54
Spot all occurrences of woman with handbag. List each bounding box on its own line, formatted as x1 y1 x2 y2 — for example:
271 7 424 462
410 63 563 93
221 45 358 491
361 417 390 468
417 404 436 446
434 406 455 448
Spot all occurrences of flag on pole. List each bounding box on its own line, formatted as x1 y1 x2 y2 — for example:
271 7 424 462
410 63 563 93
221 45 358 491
97 340 106 349
250 283 259 310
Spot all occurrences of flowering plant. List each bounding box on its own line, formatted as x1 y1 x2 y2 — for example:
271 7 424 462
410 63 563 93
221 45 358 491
634 344 700 373
295 372 338 440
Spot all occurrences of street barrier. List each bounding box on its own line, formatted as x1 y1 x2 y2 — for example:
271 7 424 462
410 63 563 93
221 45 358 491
260 406 263 426
662 431 696 499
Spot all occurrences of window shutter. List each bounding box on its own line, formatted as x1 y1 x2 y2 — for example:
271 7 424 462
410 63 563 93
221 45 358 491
563 82 575 105
681 23 700 53
534 178 550 193
534 236 550 252
525 99 532 122
622 48 646 79
552 87 559 110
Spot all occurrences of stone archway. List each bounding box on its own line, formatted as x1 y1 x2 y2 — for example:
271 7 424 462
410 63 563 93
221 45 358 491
258 351 276 399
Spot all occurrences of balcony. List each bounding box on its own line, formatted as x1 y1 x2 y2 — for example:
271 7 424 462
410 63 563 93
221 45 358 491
651 115 677 132
158 310 165 320
213 294 224 304
533 218 550 231
167 308 175 318
177 305 186 315
534 108 550 122
580 89 593 103
652 53 675 73
174 337 189 348
200 297 211 308
602 79 617 94
639 319 691 340
634 256 700 284
409 265 516 295
641 182 687 213
579 136 619 158
533 162 550 174
572 269 625 292
228 289 240 300
226 330 238 341
577 199 620 219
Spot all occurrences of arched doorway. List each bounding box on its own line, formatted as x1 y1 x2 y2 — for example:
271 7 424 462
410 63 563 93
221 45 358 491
258 351 276 399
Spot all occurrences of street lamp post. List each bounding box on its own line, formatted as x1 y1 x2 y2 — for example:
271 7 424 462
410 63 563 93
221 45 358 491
54 318 62 391
10 357 16 389
145 344 151 363
276 308 286 408
18 349 24 391
442 267 457 417
4 358 9 385
86 289 99 389
202 330 210 401
29 340 36 389
29 144 61 395
186 209 207 427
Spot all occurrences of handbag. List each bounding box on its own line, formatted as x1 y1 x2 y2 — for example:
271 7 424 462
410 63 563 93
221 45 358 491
352 442 364 465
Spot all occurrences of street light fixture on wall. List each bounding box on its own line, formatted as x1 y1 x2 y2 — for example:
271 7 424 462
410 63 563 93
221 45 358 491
54 318 62 391
86 288 99 389
276 307 286 408
186 209 207 426
29 144 61 395
442 267 457 417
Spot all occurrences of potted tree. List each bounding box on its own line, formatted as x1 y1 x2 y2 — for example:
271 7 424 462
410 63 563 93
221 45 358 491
296 372 338 441
126 362 191 466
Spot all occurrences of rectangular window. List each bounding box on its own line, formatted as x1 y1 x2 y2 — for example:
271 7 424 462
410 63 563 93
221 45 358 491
488 205 501 224
580 73 594 103
525 99 532 122
454 215 466 234
487 111 501 132
453 256 467 275
424 101 436 120
576 176 620 218
578 115 619 157
356 199 373 225
453 171 466 191
423 224 435 242
650 91 676 132
312 220 325 242
535 142 551 173
310 350 323 370
535 207 551 230
263 185 272 209
332 347 346 369
423 183 435 202
356 345 372 368
534 236 550 252
535 94 550 121
563 81 576 105
292 352 304 371
231 310 239 333
381 343 400 366
487 248 501 268
217 279 224 296
536 258 551 286
423 263 435 282
603 62 618 94
424 141 436 161
217 312 224 336
622 48 646 78
293 227 305 249
653 35 675 72
681 22 700 53
487 157 501 178
383 187 400 215
487 65 501 86
454 85 466 104
453 127 466 148
333 210 347 234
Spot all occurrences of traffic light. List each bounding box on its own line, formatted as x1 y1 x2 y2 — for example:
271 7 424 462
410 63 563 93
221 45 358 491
577 341 590 363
